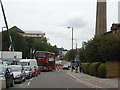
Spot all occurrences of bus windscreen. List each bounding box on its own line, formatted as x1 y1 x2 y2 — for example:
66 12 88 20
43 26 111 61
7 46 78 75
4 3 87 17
35 52 46 58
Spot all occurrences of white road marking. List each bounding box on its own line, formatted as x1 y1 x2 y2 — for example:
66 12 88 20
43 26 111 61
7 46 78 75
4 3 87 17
67 88 69 90
30 78 33 81
20 84 23 86
27 82 31 86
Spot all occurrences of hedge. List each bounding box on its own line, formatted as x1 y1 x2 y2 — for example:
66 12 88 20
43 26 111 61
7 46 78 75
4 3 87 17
88 62 101 76
82 63 91 74
98 63 106 78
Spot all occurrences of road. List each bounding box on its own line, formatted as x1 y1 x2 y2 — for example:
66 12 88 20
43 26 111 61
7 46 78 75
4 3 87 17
11 70 90 89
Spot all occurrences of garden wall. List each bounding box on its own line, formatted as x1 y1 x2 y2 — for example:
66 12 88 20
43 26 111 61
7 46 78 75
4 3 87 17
106 61 120 78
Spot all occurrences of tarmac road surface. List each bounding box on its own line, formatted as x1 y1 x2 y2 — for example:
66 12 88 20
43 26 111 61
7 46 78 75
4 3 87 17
27 70 90 88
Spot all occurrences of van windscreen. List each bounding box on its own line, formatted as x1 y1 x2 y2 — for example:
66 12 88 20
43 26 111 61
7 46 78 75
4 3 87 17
20 62 28 66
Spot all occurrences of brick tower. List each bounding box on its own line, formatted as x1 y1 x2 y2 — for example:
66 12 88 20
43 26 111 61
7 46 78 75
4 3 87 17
95 0 107 35
118 1 120 23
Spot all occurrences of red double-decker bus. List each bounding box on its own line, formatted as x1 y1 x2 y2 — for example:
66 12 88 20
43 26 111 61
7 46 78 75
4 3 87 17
34 51 55 71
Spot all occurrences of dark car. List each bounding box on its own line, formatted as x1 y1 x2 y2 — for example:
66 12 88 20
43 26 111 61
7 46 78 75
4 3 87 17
0 65 14 88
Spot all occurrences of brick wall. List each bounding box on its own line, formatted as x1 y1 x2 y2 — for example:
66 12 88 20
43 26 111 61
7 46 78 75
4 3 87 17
106 61 120 78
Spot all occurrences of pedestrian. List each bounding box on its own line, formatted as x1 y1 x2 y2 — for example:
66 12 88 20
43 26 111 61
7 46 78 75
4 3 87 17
79 62 82 73
75 61 78 73
71 61 74 72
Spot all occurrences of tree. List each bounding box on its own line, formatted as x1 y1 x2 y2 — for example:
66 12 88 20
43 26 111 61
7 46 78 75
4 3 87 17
84 36 103 62
65 49 77 61
78 48 86 63
98 34 120 61
24 36 35 58
2 30 28 58
78 34 120 62
1 30 59 58
34 40 48 51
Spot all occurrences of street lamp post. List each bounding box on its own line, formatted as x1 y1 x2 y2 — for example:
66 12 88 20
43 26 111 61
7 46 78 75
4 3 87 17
67 27 74 72
75 39 77 50
67 27 74 50
2 26 6 32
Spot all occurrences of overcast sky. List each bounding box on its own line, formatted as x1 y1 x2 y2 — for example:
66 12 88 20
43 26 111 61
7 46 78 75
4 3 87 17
0 0 119 50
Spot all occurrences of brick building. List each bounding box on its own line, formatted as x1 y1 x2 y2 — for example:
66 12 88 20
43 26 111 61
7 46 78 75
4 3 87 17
9 26 25 35
104 23 120 35
24 31 45 40
9 26 45 40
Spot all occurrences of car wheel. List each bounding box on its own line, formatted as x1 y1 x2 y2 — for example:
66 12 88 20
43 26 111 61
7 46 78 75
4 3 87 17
29 75 31 79
20 77 22 83
38 70 41 74
6 85 8 88
30 75 32 79
35 72 37 76
23 77 26 82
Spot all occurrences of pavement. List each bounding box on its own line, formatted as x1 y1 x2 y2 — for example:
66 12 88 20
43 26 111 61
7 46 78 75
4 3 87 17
67 69 120 89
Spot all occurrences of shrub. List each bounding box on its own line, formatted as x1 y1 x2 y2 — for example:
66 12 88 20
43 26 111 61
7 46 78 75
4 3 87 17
88 63 94 76
82 63 91 74
98 63 106 78
89 62 101 76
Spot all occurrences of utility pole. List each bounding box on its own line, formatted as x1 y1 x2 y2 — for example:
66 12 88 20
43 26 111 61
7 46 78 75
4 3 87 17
75 39 77 50
67 27 74 50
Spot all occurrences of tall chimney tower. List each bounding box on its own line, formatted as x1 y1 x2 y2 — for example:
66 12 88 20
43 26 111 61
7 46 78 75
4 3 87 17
95 0 107 35
118 1 120 23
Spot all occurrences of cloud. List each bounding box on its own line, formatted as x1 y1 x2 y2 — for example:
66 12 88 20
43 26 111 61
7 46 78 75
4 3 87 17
67 17 87 28
3 0 96 3
46 27 70 40
60 16 87 29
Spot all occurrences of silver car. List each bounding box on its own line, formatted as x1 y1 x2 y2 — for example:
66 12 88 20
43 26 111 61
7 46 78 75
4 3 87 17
62 64 69 70
8 65 26 83
23 66 32 79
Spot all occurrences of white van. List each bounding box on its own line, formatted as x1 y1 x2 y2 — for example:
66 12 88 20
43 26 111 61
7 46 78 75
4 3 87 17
20 59 38 69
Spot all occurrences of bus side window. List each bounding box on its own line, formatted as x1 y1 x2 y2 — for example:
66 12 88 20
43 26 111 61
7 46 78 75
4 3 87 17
46 53 49 57
49 54 51 58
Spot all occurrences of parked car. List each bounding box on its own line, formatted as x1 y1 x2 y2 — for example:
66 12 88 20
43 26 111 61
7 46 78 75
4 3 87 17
0 65 14 88
23 66 32 79
62 64 69 70
32 66 38 77
8 65 26 83
67 62 71 68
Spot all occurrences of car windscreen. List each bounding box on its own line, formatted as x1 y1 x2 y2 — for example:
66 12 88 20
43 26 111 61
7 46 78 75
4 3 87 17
9 66 22 72
20 62 28 66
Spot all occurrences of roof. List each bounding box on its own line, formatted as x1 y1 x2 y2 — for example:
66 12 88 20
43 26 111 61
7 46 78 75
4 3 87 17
111 23 120 31
20 59 36 62
8 65 22 67
25 31 45 35
9 26 25 33
36 51 55 55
